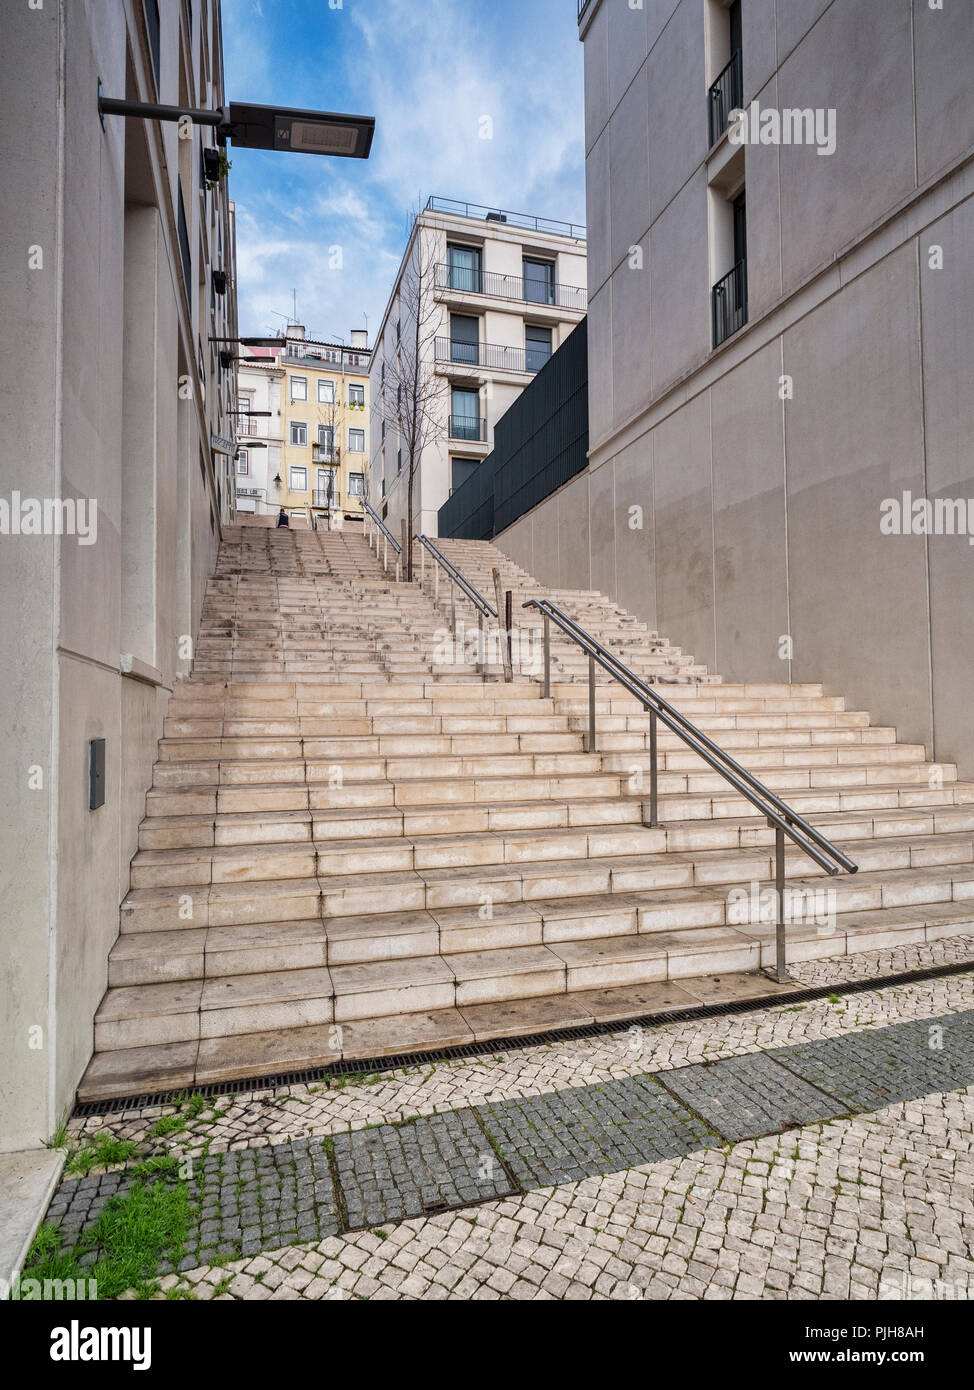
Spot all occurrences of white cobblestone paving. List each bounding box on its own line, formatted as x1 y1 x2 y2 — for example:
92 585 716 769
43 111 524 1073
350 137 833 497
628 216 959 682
76 938 974 1156
71 938 974 1301
152 1088 974 1302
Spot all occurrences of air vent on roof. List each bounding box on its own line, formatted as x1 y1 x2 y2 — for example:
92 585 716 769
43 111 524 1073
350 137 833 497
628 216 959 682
485 212 507 223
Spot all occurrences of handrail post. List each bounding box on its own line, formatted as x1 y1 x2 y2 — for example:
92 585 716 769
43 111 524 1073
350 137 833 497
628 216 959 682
542 612 550 699
383 534 388 572
647 707 658 827
421 543 425 586
477 610 485 675
450 577 456 635
434 562 439 603
773 825 789 983
587 653 597 753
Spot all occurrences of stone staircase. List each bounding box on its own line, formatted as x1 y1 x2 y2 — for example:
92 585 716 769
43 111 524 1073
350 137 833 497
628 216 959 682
78 526 974 1100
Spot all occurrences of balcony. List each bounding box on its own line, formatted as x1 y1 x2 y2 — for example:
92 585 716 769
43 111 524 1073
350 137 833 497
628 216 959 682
712 258 748 349
435 338 551 375
434 263 586 312
312 443 337 463
708 50 743 148
312 488 340 508
425 195 585 241
449 414 488 443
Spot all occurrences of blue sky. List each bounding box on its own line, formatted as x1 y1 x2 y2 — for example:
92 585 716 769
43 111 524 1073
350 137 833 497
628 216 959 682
223 0 585 344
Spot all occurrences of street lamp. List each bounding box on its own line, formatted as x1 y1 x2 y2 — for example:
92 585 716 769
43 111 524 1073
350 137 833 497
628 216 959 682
97 93 375 160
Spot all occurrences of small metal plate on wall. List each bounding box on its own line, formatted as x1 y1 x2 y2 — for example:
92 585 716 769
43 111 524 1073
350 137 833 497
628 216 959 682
89 738 105 810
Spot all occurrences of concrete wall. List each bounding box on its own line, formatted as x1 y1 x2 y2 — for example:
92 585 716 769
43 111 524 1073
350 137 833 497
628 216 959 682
497 0 974 778
0 0 237 1153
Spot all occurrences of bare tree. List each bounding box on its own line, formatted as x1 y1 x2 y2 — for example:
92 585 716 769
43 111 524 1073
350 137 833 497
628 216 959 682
383 228 448 580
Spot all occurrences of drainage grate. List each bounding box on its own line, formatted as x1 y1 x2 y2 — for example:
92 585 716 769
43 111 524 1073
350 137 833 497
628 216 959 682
73 957 974 1117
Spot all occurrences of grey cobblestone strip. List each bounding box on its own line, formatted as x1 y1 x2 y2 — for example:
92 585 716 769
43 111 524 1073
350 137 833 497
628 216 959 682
768 1008 974 1114
480 1074 719 1188
658 1052 843 1144
333 1110 515 1228
45 1006 974 1266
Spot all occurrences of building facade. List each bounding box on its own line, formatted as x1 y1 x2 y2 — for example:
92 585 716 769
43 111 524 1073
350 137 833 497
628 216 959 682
369 197 587 540
497 0 974 777
235 358 284 516
1 0 238 1160
272 327 371 524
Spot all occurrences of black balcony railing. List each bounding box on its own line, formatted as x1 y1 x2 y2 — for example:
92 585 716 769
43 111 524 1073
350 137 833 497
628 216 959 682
312 444 337 462
449 414 488 442
434 338 551 374
712 258 748 349
425 196 585 241
313 488 339 508
708 49 743 147
435 263 587 312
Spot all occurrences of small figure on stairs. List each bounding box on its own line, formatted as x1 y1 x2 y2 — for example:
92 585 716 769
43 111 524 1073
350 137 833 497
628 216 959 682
277 508 290 528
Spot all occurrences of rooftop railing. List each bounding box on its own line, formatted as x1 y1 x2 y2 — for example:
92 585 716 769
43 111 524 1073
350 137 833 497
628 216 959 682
425 196 586 241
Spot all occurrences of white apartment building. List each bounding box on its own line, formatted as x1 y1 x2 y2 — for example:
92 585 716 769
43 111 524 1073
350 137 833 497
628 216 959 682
369 197 587 539
235 358 283 516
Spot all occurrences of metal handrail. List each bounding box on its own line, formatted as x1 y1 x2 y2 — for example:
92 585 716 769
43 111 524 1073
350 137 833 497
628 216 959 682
362 498 402 582
361 498 400 553
415 535 496 618
524 596 858 982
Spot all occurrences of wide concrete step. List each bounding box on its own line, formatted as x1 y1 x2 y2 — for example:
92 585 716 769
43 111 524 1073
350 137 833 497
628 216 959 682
93 891 974 1059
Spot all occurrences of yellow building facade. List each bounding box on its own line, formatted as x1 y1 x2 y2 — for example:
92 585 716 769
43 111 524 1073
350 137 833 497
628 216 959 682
278 328 371 523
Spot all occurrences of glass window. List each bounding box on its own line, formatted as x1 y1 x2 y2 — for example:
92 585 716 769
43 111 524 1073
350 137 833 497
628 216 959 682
451 457 479 492
525 324 552 372
522 258 555 305
236 449 249 475
450 387 480 441
317 424 334 454
348 428 365 452
450 314 479 364
288 466 308 492
447 243 482 293
348 384 365 407
290 421 308 446
317 378 335 404
290 375 308 401
348 472 365 497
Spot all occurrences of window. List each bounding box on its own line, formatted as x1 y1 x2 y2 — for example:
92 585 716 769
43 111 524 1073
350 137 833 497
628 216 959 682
317 378 335 404
290 420 308 446
348 384 365 408
397 447 402 474
451 457 479 492
381 420 386 441
447 243 482 293
450 387 481 441
317 424 334 450
348 428 365 453
525 324 552 372
290 375 308 401
315 468 336 504
348 472 365 497
522 258 555 305
289 466 308 492
237 450 249 475
450 314 479 364
145 0 161 90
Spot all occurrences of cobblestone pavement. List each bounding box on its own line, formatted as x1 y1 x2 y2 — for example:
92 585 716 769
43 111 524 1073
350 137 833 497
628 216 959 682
154 1089 974 1301
48 960 974 1295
